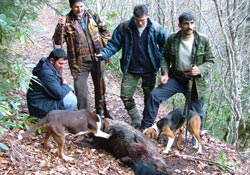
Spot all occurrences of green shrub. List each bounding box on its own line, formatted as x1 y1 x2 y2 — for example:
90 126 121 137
0 0 50 151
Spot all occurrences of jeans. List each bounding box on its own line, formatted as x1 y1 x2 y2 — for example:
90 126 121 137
141 75 204 130
62 91 77 111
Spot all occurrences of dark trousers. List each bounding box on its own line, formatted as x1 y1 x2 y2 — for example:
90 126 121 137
74 61 105 113
141 75 204 130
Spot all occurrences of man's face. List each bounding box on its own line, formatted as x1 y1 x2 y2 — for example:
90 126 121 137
71 2 85 18
134 15 149 28
178 20 195 37
50 58 68 72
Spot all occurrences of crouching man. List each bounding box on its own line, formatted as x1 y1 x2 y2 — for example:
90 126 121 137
26 48 77 118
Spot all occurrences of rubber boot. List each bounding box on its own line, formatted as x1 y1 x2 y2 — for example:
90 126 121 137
128 108 142 129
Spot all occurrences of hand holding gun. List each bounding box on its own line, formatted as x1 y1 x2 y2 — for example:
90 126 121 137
184 64 194 141
190 64 200 76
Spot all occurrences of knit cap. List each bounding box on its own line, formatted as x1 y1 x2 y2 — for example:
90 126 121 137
69 0 86 7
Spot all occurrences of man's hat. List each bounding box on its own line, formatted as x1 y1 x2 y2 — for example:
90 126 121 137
69 0 86 7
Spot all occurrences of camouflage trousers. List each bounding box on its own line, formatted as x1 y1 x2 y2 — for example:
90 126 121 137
121 72 157 111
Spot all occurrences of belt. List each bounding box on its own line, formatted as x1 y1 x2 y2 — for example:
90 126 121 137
173 70 192 78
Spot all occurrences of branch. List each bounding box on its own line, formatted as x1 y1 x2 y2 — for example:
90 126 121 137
15 0 29 29
180 154 236 174
236 13 250 31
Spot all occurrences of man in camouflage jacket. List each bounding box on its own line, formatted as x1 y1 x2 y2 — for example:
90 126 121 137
140 12 215 132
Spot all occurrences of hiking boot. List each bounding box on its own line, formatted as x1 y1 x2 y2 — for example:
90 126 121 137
128 108 142 129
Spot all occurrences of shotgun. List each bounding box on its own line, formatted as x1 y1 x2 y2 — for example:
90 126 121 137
184 74 193 141
184 40 198 141
96 49 112 119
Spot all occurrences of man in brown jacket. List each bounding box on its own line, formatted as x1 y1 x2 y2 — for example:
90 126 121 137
53 0 111 114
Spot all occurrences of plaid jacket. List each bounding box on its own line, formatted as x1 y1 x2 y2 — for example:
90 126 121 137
53 9 111 76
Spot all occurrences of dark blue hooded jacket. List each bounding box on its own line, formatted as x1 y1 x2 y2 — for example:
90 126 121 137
26 57 73 118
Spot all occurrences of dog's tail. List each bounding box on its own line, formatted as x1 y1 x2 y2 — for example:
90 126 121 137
18 117 47 140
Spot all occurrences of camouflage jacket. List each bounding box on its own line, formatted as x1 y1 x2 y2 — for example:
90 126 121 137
53 9 111 76
161 30 215 98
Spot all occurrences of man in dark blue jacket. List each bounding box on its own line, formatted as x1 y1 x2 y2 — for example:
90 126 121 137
26 48 77 118
97 4 168 128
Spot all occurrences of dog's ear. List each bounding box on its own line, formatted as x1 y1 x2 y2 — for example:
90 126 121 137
88 111 99 122
103 118 110 132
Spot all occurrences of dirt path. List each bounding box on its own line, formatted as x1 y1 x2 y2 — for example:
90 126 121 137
0 3 249 175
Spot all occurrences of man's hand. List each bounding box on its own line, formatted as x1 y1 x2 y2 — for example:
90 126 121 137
58 16 66 25
95 53 102 61
161 72 169 84
62 79 68 84
190 65 200 76
68 91 74 94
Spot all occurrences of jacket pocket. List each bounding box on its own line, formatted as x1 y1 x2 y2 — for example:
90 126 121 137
195 52 206 65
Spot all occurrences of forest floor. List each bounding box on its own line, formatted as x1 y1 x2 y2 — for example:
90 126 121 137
1 3 250 175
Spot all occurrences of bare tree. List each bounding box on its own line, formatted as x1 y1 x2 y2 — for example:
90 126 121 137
212 0 250 147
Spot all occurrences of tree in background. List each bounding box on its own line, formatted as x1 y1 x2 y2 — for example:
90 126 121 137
211 0 250 150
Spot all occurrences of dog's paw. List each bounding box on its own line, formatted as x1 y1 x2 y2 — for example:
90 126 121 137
161 149 170 154
192 137 199 149
18 134 23 140
95 131 111 139
193 145 198 149
62 154 74 161
192 142 199 149
44 143 54 149
102 132 112 139
196 150 202 155
177 145 184 151
106 133 112 139
196 145 202 154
